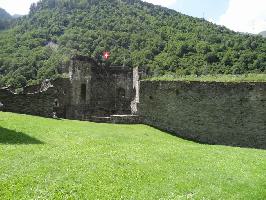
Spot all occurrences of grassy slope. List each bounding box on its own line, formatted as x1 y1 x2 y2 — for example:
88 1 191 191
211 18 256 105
0 112 265 199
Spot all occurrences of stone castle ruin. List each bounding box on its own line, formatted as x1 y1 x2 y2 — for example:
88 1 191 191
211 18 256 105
0 55 265 149
0 55 144 122
62 55 142 120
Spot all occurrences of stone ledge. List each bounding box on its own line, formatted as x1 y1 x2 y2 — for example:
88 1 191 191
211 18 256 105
87 115 141 124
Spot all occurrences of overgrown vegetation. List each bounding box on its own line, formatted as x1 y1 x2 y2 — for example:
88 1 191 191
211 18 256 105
0 0 266 88
0 112 265 199
146 73 266 82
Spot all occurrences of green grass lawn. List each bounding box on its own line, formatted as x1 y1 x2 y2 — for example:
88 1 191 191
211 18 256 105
0 112 265 200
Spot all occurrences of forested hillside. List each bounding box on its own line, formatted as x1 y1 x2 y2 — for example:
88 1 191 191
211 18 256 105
0 0 266 88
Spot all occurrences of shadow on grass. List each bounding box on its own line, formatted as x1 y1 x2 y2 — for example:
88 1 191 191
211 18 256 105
0 127 43 144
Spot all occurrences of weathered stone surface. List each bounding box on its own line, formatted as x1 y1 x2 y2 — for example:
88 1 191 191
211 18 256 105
86 115 141 124
0 56 141 120
138 81 266 149
66 56 137 119
0 78 70 118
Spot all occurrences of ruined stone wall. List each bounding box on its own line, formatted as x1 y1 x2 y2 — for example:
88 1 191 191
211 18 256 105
138 81 266 149
0 78 71 118
89 67 114 116
89 66 134 116
108 67 134 114
66 57 94 119
66 57 135 119
0 87 57 117
69 58 93 106
0 55 139 120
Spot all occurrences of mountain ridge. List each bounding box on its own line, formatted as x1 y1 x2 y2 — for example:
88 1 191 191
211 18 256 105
0 8 13 30
0 8 22 30
0 8 12 19
0 8 23 19
0 0 265 88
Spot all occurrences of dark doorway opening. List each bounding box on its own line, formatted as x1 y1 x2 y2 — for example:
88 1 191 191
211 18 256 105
81 84 86 102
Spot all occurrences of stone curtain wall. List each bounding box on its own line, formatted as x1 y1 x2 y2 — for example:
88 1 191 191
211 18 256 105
138 81 266 149
0 87 57 118
0 78 71 118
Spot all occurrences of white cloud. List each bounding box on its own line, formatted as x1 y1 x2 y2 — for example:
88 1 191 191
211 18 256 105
0 0 39 15
143 0 177 7
218 0 266 34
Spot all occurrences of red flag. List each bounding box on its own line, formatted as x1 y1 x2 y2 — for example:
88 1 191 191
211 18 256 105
103 51 110 60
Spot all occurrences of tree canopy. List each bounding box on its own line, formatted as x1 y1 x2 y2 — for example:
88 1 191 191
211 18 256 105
0 0 265 88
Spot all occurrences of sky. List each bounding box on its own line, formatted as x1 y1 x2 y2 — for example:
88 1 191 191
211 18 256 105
0 0 265 34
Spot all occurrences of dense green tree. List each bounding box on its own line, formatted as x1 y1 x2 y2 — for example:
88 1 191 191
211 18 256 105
0 0 266 88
